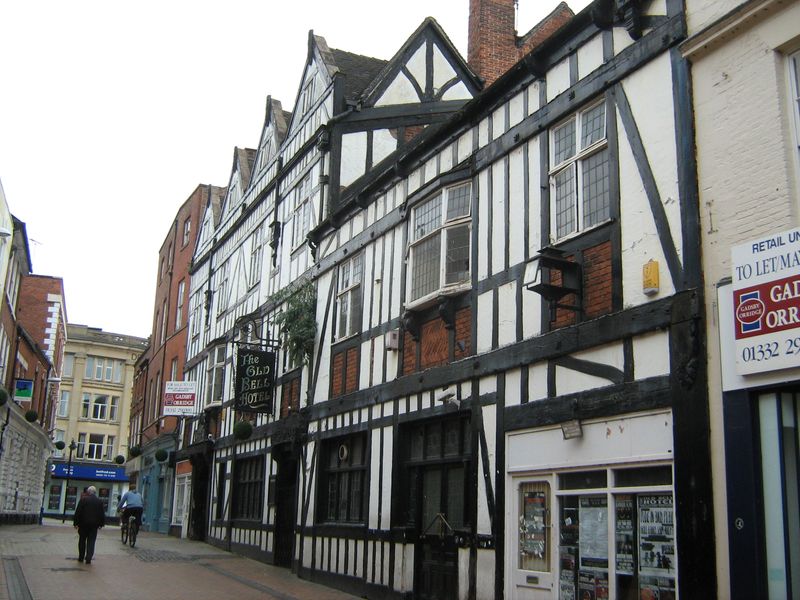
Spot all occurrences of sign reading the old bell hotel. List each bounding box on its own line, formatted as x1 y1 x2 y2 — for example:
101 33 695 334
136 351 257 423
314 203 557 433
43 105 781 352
234 349 276 412
732 227 800 375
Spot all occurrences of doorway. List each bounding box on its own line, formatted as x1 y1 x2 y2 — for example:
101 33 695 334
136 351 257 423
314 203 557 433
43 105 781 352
273 451 298 568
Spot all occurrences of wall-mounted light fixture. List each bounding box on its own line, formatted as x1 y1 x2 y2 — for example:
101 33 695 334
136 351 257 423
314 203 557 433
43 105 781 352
523 247 582 312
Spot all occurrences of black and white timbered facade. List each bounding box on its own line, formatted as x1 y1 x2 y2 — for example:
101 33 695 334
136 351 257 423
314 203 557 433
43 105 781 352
178 1 716 599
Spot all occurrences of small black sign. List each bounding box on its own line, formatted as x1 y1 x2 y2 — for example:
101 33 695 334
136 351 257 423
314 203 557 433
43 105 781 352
234 348 276 413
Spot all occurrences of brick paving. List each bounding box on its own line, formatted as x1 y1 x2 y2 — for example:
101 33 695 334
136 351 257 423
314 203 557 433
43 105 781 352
0 519 360 600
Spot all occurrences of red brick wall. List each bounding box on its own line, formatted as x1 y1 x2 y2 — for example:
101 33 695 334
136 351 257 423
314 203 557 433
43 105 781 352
468 0 574 86
550 241 613 329
345 347 359 393
280 377 300 418
331 352 344 397
402 333 417 375
420 318 449 370
454 308 471 360
402 307 472 374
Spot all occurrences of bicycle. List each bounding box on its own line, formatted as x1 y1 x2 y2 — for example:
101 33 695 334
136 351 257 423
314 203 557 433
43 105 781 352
120 513 138 548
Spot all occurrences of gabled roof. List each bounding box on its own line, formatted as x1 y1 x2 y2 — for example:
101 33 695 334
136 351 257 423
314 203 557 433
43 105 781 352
328 48 388 102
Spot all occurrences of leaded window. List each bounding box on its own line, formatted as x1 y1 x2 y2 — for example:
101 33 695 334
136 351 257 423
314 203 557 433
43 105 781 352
550 100 610 240
336 253 363 340
233 455 264 520
318 433 367 523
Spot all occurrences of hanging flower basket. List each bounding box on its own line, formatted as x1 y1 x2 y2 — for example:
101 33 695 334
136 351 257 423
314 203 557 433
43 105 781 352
24 410 38 423
233 420 253 441
0 387 8 406
128 446 141 458
114 454 125 465
54 440 66 450
154 448 169 462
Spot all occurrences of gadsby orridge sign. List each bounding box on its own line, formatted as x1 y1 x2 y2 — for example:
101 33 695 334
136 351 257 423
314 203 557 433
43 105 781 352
732 228 800 375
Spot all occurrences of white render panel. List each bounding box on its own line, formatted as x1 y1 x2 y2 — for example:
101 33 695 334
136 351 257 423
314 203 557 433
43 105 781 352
617 103 677 307
577 33 604 80
381 426 393 529
476 290 493 354
613 27 635 55
546 56 571 102
528 362 548 402
391 229 403 320
509 90 525 129
479 374 498 396
303 538 313 568
372 335 386 387
479 117 490 148
457 130 473 164
521 283 543 340
482 405 497 529
433 44 458 91
477 170 490 281
505 368 523 407
508 145 526 268
408 166 422 196
556 365 614 396
442 81 471 101
491 160 506 275
458 548 470 600
507 410 674 472
621 53 683 259
375 71 419 106
526 138 543 259
573 341 625 372
369 431 381 529
633 331 670 379
527 81 541 115
498 281 517 348
440 142 454 174
476 549 495 599
492 106 506 140
360 339 371 391
476 432 491 534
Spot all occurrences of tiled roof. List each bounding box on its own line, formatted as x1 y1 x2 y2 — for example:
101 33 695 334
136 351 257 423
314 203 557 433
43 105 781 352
329 48 387 102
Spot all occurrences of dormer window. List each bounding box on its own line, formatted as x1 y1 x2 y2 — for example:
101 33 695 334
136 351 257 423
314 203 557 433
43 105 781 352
407 182 472 306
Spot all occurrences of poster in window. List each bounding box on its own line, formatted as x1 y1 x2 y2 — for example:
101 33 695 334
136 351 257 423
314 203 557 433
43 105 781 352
520 491 547 559
560 546 578 599
639 575 676 600
577 571 609 600
559 578 577 600
615 495 635 575
638 494 675 576
578 496 608 569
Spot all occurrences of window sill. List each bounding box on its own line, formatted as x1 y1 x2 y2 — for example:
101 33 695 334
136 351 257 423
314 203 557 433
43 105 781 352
404 284 470 313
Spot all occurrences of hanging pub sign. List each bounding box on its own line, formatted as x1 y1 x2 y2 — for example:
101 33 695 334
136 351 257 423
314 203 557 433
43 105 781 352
234 348 276 413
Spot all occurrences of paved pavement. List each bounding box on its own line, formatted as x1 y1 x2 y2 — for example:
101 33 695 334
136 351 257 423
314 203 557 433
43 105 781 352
0 518 361 600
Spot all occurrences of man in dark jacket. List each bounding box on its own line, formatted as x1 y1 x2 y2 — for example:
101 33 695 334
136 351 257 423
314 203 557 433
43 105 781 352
73 485 106 564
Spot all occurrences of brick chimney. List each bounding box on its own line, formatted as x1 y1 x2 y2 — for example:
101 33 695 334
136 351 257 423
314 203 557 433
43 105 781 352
468 0 575 86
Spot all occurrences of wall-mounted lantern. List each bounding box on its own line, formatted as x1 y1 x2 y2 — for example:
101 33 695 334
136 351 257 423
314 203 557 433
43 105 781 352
523 247 582 312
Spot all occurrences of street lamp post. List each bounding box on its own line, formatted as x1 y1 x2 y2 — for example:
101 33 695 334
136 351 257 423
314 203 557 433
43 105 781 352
61 439 77 523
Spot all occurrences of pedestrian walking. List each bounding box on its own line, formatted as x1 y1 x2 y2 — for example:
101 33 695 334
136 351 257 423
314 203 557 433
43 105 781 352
72 485 106 564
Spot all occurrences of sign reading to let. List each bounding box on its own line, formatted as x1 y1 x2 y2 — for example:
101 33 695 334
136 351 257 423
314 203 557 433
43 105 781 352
235 349 276 413
163 381 197 416
732 228 800 375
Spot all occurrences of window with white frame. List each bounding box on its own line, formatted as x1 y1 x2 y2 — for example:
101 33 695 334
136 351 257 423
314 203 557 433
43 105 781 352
77 433 86 458
81 393 91 418
5 253 20 310
170 358 178 383
92 395 108 420
109 396 120 421
58 391 70 418
182 218 191 247
160 300 168 344
84 356 122 382
249 227 263 287
105 435 115 460
408 181 472 304
291 175 313 250
549 100 610 240
63 353 74 378
205 345 226 406
176 280 185 330
0 325 8 385
87 434 105 460
336 253 364 340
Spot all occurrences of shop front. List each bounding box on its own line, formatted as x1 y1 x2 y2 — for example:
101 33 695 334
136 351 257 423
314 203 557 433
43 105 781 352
505 411 676 600
44 462 130 522
718 228 800 599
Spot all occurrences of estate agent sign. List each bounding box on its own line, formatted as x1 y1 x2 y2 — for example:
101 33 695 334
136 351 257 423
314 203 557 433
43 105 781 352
163 381 197 416
235 348 276 413
732 228 800 375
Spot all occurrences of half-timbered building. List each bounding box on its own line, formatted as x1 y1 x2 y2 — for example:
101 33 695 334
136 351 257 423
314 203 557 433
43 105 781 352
178 1 717 598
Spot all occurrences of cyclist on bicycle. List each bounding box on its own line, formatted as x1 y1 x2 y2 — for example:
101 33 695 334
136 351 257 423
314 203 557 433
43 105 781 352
118 484 144 531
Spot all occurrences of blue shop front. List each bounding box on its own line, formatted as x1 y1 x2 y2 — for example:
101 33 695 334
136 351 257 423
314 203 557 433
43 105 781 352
44 462 129 523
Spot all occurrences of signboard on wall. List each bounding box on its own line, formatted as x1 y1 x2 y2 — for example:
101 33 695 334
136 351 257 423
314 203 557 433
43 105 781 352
234 348 276 413
732 228 800 374
14 379 33 403
163 381 197 416
50 463 129 481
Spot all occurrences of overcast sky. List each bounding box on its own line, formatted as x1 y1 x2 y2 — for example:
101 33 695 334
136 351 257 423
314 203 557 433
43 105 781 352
0 0 590 338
